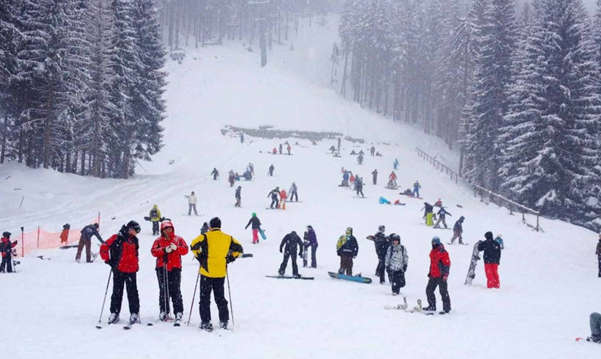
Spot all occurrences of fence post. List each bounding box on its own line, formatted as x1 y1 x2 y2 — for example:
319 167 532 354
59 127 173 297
37 226 40 249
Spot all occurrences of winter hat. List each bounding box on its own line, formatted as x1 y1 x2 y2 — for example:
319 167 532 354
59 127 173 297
378 225 385 233
389 233 400 243
485 231 493 240
432 236 441 245
252 212 256 217
209 217 222 229
161 221 174 232
94 223 99 229
126 220 141 233
307 225 313 231
2 231 10 238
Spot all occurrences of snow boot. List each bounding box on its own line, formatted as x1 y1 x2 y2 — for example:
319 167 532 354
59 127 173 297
108 313 119 324
587 335 601 343
159 312 167 321
129 313 139 325
422 306 436 312
200 321 213 332
220 321 229 330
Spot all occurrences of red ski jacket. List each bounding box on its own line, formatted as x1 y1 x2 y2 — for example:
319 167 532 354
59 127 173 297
100 231 139 273
429 244 451 279
0 237 17 258
151 233 188 271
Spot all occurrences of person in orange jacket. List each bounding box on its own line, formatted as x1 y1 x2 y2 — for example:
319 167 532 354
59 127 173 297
279 188 288 210
150 221 188 323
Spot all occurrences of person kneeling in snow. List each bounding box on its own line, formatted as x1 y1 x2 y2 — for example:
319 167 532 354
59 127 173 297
385 234 408 296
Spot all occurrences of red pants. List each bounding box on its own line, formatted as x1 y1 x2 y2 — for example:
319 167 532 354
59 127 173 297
484 263 500 288
252 229 259 243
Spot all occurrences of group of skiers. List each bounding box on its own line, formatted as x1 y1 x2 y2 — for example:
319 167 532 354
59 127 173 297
339 169 365 198
267 183 299 209
272 142 292 155
98 217 243 331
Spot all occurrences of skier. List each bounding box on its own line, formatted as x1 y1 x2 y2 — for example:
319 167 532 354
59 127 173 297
191 217 243 331
149 205 162 235
450 216 465 245
495 234 505 250
412 181 421 197
289 182 299 202
389 171 397 187
279 188 288 210
357 153 364 165
268 187 280 209
303 225 318 268
245 213 262 244
423 237 451 313
150 221 188 322
201 222 209 235
370 146 375 156
434 207 452 229
341 171 350 187
187 191 198 216
278 231 304 277
423 202 434 226
477 231 501 289
228 171 235 187
336 227 358 276
587 312 601 342
211 168 219 180
269 164 275 177
355 176 364 198
393 159 399 170
234 186 242 207
372 225 390 284
385 234 408 296
597 233 601 277
99 221 142 325
279 143 283 154
60 223 70 244
372 169 378 185
76 223 104 263
0 232 17 273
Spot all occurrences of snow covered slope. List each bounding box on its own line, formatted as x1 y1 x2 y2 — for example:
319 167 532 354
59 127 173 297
1 31 599 359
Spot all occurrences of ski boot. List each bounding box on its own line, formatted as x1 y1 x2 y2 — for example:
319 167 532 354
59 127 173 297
422 306 436 312
108 313 120 324
200 321 213 332
220 321 229 330
587 335 601 343
174 312 183 327
129 313 139 325
159 312 167 321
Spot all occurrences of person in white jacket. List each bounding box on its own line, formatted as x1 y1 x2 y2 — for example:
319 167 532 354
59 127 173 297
385 234 408 296
187 191 198 216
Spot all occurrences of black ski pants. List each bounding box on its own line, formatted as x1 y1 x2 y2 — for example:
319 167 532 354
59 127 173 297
152 221 160 235
598 256 601 277
156 267 184 315
356 189 364 198
389 270 406 294
270 195 279 209
279 251 299 276
290 191 298 202
303 244 317 268
110 271 140 315
425 277 451 312
376 255 386 283
199 275 229 323
0 254 13 273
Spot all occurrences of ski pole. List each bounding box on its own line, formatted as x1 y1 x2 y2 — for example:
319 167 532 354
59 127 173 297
187 271 200 326
226 265 235 327
97 270 112 328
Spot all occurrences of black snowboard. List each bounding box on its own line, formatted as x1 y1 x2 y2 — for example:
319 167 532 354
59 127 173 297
265 275 314 280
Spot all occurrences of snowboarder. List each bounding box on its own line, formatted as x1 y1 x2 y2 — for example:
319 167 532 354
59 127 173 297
372 225 390 284
597 233 601 277
336 227 358 276
393 159 399 170
495 234 505 250
269 164 275 177
190 217 243 331
186 191 198 216
279 143 283 154
278 231 304 277
60 223 70 244
245 213 262 244
235 186 242 207
211 168 219 180
279 188 288 210
341 171 350 187
357 153 364 165
0 232 17 273
149 205 162 235
76 223 104 263
201 222 209 235
385 234 408 295
289 182 299 202
379 197 391 205
242 168 252 181
450 216 465 245
150 221 188 322
228 171 235 187
370 146 375 156
587 312 601 342
389 171 397 187
372 169 378 185
337 137 341 153
423 237 451 313
434 207 451 229
268 187 280 209
477 231 501 288
355 176 364 198
434 199 442 207
412 181 421 197
303 225 318 268
99 221 142 325
329 145 336 154
423 202 434 226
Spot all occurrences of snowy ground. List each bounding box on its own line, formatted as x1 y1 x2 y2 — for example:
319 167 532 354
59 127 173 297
1 19 600 359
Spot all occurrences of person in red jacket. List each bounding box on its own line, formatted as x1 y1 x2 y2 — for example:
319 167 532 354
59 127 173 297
423 236 451 313
99 221 141 325
151 221 188 322
279 189 288 210
0 231 18 273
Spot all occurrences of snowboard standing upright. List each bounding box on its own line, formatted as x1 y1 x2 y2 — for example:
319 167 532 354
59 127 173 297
465 240 483 285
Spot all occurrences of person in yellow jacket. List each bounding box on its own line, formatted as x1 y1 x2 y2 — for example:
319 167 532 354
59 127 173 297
190 217 243 331
149 205 162 235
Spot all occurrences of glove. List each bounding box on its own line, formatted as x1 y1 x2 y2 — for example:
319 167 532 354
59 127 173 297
13 240 18 245
170 243 177 251
165 246 173 253
226 254 236 263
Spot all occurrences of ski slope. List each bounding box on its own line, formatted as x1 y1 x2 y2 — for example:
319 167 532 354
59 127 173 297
1 23 600 359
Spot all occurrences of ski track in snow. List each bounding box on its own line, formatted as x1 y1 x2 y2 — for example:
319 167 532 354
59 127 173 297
0 20 599 359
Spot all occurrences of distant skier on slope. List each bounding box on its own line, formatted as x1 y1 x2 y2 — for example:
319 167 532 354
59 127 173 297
289 182 299 202
450 216 465 245
279 188 288 210
341 171 350 187
303 225 318 268
372 169 378 185
355 176 364 198
269 164 275 177
268 187 280 209
76 223 104 263
389 171 397 187
149 205 162 236
385 234 408 296
211 168 219 180
434 207 452 229
423 202 434 226
235 186 242 207
478 232 502 289
423 237 451 313
596 233 601 277
186 191 198 216
228 171 235 187
357 153 364 165
245 213 262 244
393 159 399 170
412 181 421 197
370 146 375 156
278 231 304 277
336 228 358 276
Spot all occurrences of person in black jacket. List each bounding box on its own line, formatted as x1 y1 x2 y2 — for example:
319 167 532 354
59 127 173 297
278 231 304 277
478 231 501 288
450 216 465 244
336 227 359 275
245 213 262 244
372 225 389 284
76 223 104 263
434 207 452 229
268 187 280 209
269 164 275 176
235 186 242 207
355 177 364 198
0 232 17 273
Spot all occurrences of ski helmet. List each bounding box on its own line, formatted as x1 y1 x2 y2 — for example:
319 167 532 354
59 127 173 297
252 212 257 217
378 225 385 233
2 231 10 238
432 236 441 245
126 220 141 233
209 217 222 229
389 233 400 243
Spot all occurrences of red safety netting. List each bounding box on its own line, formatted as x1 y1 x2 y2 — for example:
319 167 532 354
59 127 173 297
17 217 99 257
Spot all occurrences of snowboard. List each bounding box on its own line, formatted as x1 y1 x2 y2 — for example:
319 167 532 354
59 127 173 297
465 240 483 285
328 272 372 284
265 275 314 280
59 244 79 250
259 228 267 240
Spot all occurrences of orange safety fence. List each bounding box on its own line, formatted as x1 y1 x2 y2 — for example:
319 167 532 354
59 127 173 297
17 214 100 257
